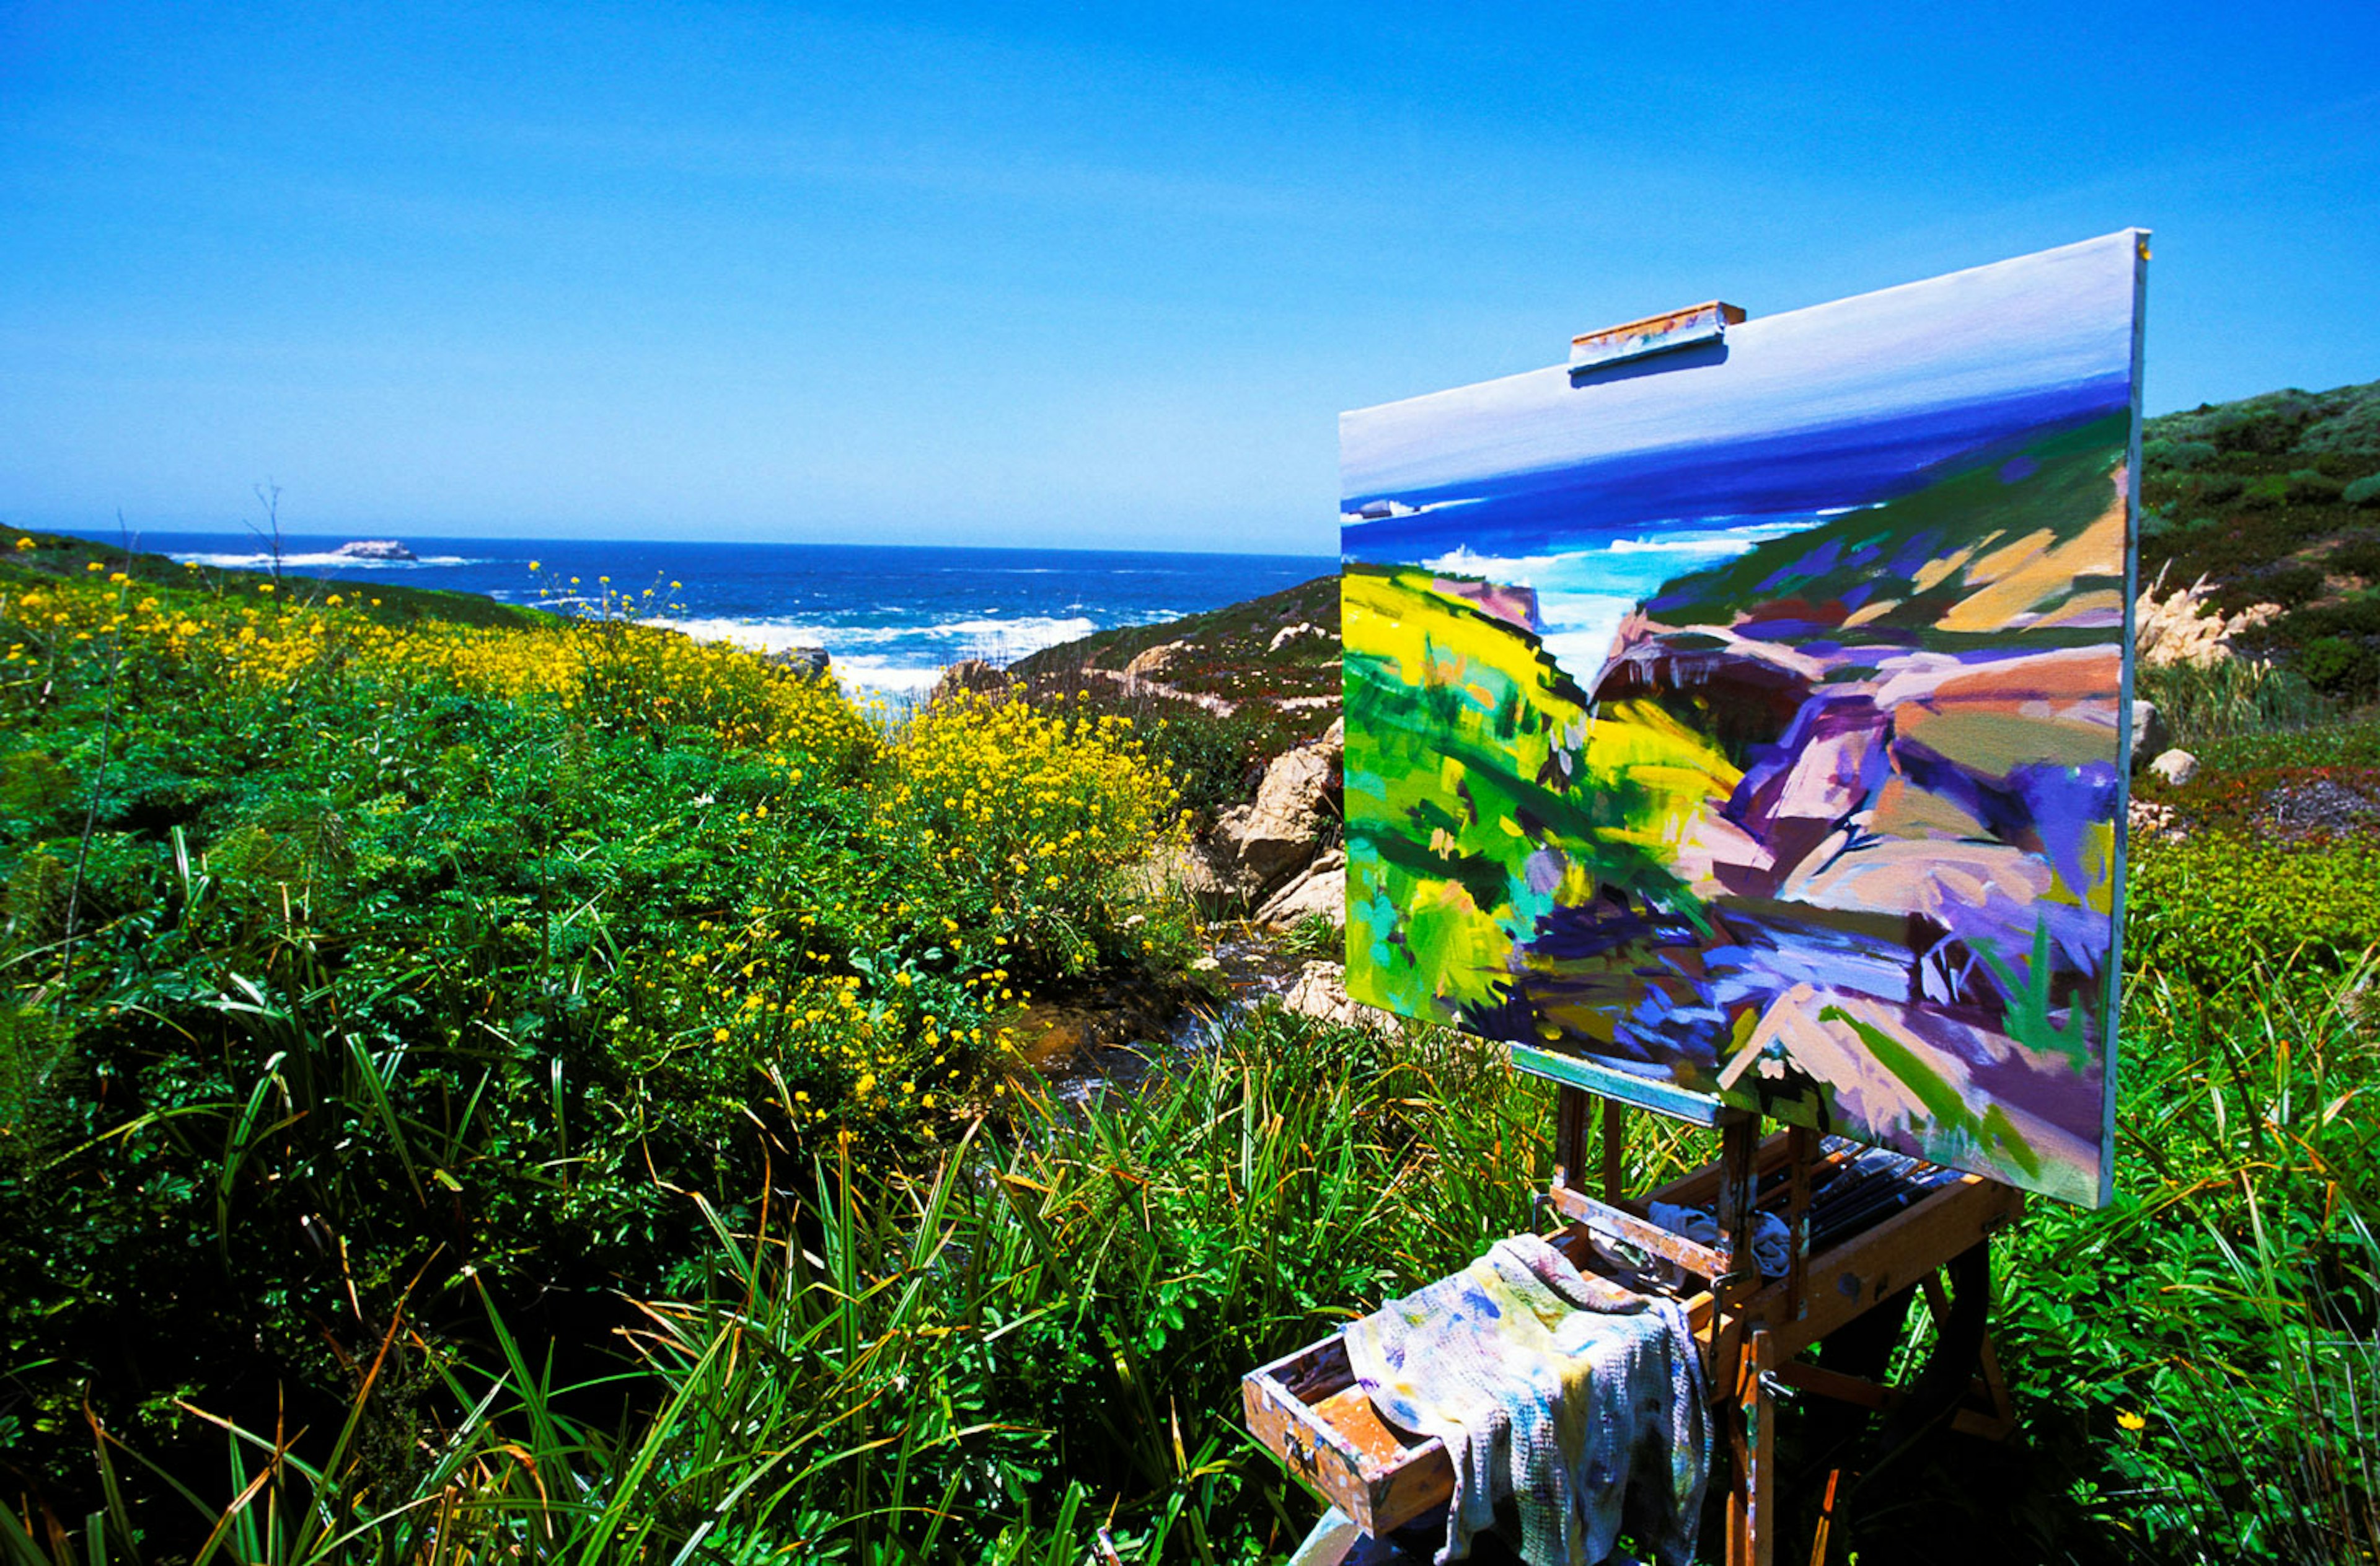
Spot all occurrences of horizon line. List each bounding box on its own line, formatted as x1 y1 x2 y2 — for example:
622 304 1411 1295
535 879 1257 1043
30 524 1341 563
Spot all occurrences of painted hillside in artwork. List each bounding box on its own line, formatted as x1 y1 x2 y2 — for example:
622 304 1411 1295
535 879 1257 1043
1341 233 2145 1205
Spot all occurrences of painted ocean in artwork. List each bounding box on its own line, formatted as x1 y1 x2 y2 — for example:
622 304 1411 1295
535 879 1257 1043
1340 232 2146 1206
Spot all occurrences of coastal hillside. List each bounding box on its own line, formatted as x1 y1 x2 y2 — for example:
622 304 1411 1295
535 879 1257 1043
5 477 2380 1560
2 527 555 630
2140 378 2380 695
1001 380 2380 718
1007 571 1340 704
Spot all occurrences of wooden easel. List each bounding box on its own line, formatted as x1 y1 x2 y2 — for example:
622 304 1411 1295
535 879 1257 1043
1243 1073 2023 1566
1252 295 2030 1562
1543 1081 2022 1566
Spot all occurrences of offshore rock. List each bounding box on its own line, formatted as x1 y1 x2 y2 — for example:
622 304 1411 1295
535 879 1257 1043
332 539 416 561
764 645 832 678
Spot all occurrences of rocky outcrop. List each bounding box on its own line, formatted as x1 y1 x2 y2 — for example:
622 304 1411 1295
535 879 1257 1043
1283 961 1397 1032
332 539 416 561
1206 720 1343 906
1254 848 1345 929
929 658 1011 703
1124 641 1188 681
764 645 833 678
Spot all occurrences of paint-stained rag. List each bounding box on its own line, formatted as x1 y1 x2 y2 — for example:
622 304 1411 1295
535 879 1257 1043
1343 1234 1709 1566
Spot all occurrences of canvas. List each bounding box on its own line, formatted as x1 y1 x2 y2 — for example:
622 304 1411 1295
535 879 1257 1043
1340 231 2147 1207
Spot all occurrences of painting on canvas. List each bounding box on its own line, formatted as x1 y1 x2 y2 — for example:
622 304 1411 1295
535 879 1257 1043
1340 231 2146 1206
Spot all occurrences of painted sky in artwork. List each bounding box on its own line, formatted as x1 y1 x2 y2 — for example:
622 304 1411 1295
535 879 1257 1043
1340 233 2143 1205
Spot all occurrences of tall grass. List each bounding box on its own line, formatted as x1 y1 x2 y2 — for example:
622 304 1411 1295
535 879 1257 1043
8 1008 1591 1562
2138 657 2330 747
2001 954 2380 1564
33 959 2374 1565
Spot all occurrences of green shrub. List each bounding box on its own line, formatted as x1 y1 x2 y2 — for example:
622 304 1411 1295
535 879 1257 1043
2281 590 2380 645
2287 467 2346 504
2300 635 2379 697
2237 479 2283 511
2144 438 2218 472
2332 533 2380 578
2345 474 2380 508
2126 834 2380 993
2252 561 2326 608
2192 471 2246 504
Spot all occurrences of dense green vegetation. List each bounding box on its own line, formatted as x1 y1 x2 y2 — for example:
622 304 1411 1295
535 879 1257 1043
4 471 2379 1564
0 539 1202 1558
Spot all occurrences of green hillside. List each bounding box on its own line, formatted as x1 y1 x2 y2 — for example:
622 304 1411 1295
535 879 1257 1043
2140 379 2380 697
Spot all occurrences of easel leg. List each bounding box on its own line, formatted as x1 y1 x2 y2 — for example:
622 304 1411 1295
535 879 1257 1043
1602 1094 1626 1205
1554 1084 1593 1194
1726 1327 1777 1566
1808 1467 1843 1566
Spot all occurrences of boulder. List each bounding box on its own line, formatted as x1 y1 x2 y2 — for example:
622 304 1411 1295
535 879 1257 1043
1217 743 1339 892
1124 640 1188 681
1254 849 1346 929
1282 961 1398 1032
930 658 1011 703
1128 842 1239 909
2149 748 2200 786
2131 700 2171 768
764 644 832 678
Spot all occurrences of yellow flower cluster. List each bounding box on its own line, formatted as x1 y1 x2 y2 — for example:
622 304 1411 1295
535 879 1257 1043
621 913 974 1139
0 576 877 771
876 689 1183 970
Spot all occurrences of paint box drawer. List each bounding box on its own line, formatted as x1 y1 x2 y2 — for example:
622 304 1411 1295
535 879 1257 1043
1240 1329 1452 1537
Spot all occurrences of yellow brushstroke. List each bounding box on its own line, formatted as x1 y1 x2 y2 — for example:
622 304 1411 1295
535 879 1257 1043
1584 698 1742 853
1911 539 1986 594
2029 589 2125 630
1939 488 2126 633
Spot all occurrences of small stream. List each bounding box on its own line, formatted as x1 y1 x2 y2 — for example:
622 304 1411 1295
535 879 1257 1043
1015 934 1313 1104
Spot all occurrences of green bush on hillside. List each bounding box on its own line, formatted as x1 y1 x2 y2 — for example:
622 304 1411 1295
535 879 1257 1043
2288 467 2347 505
2301 635 2380 697
2143 437 2218 472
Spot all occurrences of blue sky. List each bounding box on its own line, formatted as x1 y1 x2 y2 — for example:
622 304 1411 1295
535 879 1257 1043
3 3 2376 554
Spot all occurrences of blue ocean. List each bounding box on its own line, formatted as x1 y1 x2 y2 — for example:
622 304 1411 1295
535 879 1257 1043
85 532 1338 694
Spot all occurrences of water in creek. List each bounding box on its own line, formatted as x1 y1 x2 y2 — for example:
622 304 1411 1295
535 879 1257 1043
1012 935 1313 1104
